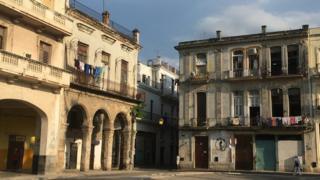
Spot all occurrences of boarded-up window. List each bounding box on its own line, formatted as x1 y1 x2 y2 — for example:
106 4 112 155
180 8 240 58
101 51 110 65
39 41 52 64
77 42 88 62
0 26 5 49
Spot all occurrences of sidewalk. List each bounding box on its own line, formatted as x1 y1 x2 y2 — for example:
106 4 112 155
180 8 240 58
176 168 320 177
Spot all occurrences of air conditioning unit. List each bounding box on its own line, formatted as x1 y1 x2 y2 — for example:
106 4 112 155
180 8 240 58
230 117 240 126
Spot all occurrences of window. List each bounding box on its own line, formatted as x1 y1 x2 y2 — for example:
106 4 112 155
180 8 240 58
142 74 147 84
0 26 6 49
288 45 299 75
39 41 52 64
248 48 259 76
233 91 243 117
232 50 244 77
249 90 260 126
271 89 283 117
196 53 207 76
101 51 110 66
288 88 301 116
271 46 282 76
77 42 88 62
197 92 207 126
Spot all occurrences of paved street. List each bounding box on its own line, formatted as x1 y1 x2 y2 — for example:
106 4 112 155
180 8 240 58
1 170 320 180
56 171 319 180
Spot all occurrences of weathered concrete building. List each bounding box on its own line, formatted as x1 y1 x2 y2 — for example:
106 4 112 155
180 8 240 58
58 0 141 172
0 0 72 174
135 57 179 168
175 25 320 172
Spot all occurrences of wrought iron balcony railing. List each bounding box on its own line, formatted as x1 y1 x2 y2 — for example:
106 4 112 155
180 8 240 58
71 71 136 99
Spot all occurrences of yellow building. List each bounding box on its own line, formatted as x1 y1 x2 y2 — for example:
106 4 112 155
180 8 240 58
0 0 72 174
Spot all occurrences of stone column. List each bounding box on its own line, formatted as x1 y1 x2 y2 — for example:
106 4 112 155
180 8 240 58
80 125 93 171
129 120 137 170
57 122 69 171
283 89 289 117
102 128 113 171
121 130 131 170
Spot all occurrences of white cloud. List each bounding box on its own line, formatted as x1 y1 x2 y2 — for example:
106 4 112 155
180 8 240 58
197 3 320 37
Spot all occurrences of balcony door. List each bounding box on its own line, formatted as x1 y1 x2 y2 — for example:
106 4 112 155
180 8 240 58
120 60 128 95
197 92 206 126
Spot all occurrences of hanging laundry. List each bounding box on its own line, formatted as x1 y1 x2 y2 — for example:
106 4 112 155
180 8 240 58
296 116 302 125
84 63 91 75
74 59 80 70
276 117 282 127
290 116 296 125
271 117 277 127
79 61 85 71
94 67 101 79
282 117 290 126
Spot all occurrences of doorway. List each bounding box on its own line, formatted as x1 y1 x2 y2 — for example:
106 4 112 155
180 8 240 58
6 135 25 171
195 136 208 168
256 135 276 171
235 135 253 170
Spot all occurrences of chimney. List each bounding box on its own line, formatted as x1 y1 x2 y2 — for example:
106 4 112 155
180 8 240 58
102 11 110 25
132 28 140 44
261 25 267 34
302 24 309 30
216 30 221 40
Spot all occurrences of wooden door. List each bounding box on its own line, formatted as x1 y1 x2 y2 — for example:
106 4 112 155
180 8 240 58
250 107 260 126
235 135 253 170
195 136 208 168
6 135 25 170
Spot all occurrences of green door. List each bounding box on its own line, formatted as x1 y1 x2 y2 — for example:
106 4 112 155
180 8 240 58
256 137 276 171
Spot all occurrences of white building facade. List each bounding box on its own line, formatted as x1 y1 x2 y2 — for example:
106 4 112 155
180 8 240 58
135 57 179 167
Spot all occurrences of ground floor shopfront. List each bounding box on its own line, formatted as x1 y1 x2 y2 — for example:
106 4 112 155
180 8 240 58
178 127 319 172
134 122 178 168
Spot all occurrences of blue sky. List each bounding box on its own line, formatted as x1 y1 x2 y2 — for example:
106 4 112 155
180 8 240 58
77 0 320 67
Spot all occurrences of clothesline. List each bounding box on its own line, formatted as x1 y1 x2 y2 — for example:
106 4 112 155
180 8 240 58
74 59 106 79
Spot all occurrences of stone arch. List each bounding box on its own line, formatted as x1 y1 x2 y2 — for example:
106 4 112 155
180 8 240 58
112 112 131 169
0 99 48 174
89 108 111 170
65 104 89 170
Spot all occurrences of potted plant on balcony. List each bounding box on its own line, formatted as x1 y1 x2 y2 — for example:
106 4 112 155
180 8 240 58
131 103 144 121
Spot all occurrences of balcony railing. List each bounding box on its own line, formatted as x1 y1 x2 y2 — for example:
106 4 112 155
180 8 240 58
228 116 311 129
1 0 72 35
0 50 70 87
140 110 178 127
71 71 136 99
138 79 178 98
69 0 134 41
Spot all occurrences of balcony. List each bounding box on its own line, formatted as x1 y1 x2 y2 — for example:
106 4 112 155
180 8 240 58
0 50 70 88
0 0 72 36
227 116 312 131
71 71 137 99
138 79 178 100
139 110 178 127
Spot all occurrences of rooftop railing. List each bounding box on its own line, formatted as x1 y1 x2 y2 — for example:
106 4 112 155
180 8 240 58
69 0 134 40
